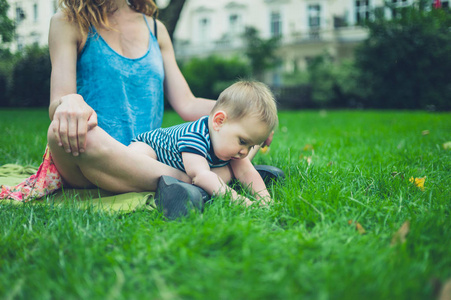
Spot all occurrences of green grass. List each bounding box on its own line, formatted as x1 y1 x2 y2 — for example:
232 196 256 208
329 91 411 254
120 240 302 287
0 109 450 299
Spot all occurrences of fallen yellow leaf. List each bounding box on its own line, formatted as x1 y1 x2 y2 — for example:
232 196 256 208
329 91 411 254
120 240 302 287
348 220 366 235
443 141 451 150
303 144 314 151
409 176 426 191
391 221 410 246
260 146 269 154
422 130 430 135
356 223 366 235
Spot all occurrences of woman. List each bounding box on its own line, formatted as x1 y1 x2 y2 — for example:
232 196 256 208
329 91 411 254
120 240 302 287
48 0 223 190
1 0 281 210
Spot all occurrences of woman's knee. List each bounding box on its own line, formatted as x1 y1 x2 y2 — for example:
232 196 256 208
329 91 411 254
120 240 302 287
47 121 58 146
48 123 108 159
82 127 112 158
212 165 233 183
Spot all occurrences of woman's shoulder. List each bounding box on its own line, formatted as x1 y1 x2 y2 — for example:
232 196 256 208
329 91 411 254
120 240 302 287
51 11 72 26
49 11 84 51
50 11 82 35
144 16 171 44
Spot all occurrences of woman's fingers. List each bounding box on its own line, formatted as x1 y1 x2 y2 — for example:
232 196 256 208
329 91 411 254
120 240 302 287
87 111 98 130
54 112 89 156
77 115 89 154
52 94 97 156
58 117 71 153
67 113 80 155
52 118 63 147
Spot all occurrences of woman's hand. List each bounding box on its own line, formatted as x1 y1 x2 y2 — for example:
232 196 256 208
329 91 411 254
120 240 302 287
51 94 97 156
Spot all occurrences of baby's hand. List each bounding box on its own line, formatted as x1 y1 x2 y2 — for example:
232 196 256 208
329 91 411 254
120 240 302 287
235 195 253 207
258 196 272 207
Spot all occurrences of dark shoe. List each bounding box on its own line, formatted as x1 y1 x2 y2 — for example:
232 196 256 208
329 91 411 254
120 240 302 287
155 176 204 220
196 185 212 204
254 165 285 185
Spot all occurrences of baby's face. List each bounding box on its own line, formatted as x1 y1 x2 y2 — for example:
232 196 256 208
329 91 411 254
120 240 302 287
213 116 270 162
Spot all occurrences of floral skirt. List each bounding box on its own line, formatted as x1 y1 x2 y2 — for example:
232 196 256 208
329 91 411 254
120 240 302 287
0 146 63 201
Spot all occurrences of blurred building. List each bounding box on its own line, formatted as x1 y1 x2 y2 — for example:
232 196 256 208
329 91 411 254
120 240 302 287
6 0 425 80
173 0 418 85
6 0 57 51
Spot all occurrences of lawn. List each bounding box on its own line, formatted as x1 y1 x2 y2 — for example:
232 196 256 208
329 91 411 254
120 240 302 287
0 108 450 299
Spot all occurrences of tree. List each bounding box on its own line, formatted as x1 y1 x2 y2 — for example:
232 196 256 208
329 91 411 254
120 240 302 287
181 55 251 100
0 0 14 44
0 0 16 106
10 46 51 107
157 0 187 40
354 7 451 110
242 27 280 80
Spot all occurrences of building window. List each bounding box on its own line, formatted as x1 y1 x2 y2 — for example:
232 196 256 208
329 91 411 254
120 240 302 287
308 5 321 28
16 6 26 23
270 11 282 37
16 35 24 51
33 3 38 22
355 0 370 24
199 18 210 42
308 5 321 39
229 14 242 34
441 0 449 8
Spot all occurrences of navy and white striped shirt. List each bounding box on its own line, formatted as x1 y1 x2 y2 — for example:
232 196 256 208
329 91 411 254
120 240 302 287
131 116 229 172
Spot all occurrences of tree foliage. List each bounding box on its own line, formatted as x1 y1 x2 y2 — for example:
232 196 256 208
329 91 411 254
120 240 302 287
0 0 14 44
181 55 251 100
354 7 451 110
0 50 18 106
243 27 280 80
282 54 366 108
157 0 187 40
9 46 51 107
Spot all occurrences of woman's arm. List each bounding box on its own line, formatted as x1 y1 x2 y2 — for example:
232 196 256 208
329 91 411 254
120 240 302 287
182 152 253 206
48 12 97 156
156 19 216 121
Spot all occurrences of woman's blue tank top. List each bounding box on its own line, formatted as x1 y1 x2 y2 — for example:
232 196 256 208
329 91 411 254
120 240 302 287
76 16 164 145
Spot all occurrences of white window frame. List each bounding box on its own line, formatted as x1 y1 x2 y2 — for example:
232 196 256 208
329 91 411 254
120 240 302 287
270 10 282 37
33 3 38 22
228 13 243 35
307 4 321 39
355 0 371 23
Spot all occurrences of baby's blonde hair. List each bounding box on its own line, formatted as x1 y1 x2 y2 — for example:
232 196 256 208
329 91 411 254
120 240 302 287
211 80 278 131
59 0 158 39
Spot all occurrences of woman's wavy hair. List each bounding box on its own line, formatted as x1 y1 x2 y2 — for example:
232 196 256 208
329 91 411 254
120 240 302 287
59 0 158 37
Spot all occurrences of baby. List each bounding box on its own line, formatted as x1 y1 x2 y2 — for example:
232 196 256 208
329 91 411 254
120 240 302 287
130 80 278 207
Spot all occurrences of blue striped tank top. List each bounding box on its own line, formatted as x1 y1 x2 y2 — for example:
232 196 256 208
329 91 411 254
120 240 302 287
132 116 229 172
76 16 164 145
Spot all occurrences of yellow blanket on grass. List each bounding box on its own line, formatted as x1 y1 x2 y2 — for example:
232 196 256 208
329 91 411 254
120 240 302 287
0 164 155 213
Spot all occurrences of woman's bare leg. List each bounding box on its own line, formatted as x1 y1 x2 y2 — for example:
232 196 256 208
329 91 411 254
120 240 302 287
47 124 191 193
128 141 158 159
211 165 234 184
